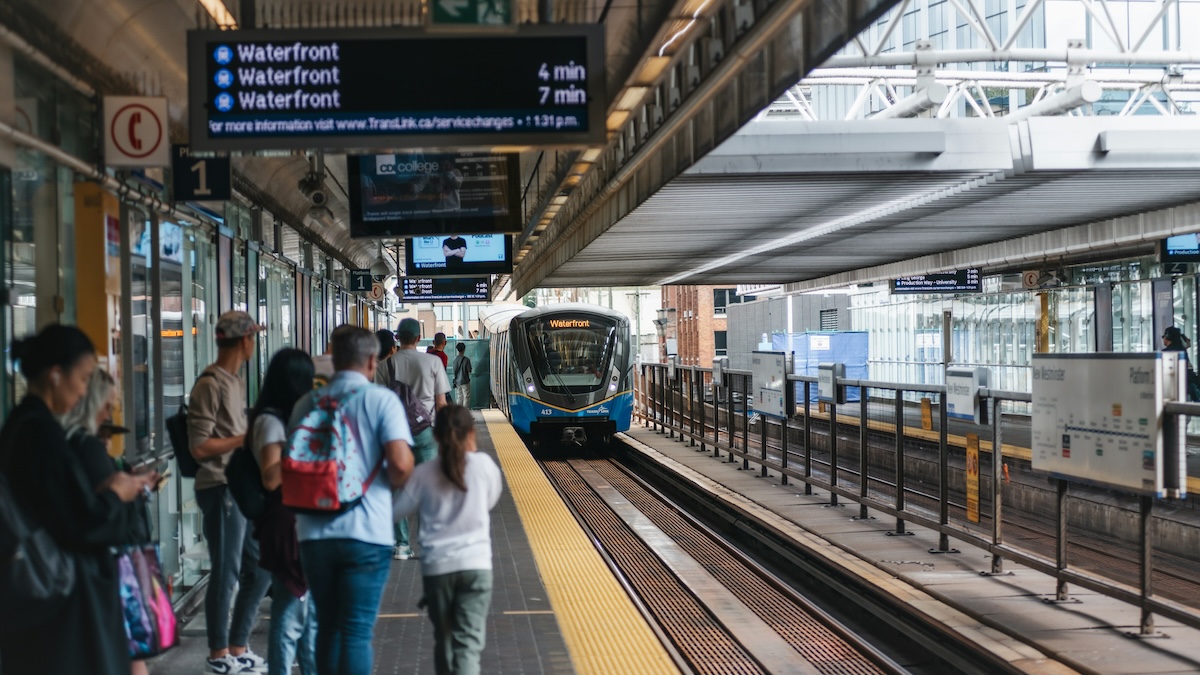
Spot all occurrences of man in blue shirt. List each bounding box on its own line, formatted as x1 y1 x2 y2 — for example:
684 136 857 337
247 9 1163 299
291 325 414 675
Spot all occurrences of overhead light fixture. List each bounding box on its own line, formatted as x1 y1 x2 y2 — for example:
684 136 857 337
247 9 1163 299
615 87 650 111
369 242 390 277
579 148 603 163
635 56 672 86
606 110 631 131
198 0 237 27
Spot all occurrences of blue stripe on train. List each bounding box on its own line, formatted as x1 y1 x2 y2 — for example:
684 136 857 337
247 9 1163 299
508 392 634 435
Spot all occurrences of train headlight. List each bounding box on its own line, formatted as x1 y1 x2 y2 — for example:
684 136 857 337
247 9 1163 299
526 384 536 394
609 382 618 392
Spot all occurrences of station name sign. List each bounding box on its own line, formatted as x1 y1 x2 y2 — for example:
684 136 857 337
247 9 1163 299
187 26 605 152
891 268 982 294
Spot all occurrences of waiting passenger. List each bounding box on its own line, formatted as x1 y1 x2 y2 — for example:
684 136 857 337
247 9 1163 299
393 405 502 675
292 325 414 675
62 369 156 675
0 324 156 675
376 317 450 561
453 342 472 407
247 348 318 675
187 310 271 674
376 329 398 363
427 331 450 368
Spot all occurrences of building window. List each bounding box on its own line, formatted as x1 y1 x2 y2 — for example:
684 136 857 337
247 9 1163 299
820 309 839 331
713 289 756 314
714 330 728 356
433 305 453 321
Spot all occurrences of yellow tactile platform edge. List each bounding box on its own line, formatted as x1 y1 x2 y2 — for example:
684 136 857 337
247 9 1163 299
484 411 679 675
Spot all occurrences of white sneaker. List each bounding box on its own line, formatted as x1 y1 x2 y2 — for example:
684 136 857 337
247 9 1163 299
394 544 414 560
234 649 267 672
206 655 253 674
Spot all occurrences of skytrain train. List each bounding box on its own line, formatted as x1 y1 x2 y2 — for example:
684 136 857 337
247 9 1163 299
481 303 634 448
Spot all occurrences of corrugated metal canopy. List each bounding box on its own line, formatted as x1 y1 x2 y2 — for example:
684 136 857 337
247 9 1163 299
537 117 1200 287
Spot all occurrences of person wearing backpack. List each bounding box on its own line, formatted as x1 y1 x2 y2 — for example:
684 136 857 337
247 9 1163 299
452 342 472 408
240 348 319 675
375 317 450 561
393 405 502 675
0 325 156 675
187 310 272 674
290 325 415 675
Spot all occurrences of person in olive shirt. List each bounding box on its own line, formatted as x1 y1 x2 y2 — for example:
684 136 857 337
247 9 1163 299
187 311 272 674
442 235 467 272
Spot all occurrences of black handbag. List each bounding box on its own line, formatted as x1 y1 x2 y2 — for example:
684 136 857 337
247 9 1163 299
0 471 76 632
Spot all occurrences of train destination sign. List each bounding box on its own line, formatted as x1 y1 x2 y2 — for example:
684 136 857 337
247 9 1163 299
187 26 605 152
891 268 982 294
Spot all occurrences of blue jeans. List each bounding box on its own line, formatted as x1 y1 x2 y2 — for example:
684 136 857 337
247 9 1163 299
268 575 317 675
423 570 493 675
395 428 438 548
299 539 392 675
197 485 273 651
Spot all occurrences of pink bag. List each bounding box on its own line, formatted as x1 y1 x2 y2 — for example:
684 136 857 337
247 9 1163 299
117 544 178 658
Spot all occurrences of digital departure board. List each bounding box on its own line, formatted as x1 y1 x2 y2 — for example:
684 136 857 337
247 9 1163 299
1159 234 1200 263
401 277 490 302
406 235 512 276
187 26 605 151
348 153 520 237
891 269 982 294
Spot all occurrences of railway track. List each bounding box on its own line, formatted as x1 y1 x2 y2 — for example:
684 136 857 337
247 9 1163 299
540 454 906 675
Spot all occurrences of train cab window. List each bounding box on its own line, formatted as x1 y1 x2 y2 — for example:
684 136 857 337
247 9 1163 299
525 316 616 391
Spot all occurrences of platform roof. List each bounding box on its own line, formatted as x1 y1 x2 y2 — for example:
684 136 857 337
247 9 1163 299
536 116 1200 288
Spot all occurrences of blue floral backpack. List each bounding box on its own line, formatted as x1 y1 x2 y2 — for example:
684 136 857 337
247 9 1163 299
281 388 381 514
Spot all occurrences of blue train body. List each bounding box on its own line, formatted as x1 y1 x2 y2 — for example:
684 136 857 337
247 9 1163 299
484 303 633 448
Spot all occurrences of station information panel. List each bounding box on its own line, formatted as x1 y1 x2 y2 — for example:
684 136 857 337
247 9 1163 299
891 268 981 294
400 276 490 302
188 25 605 152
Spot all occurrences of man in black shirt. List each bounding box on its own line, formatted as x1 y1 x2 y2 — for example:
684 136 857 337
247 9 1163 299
442 235 467 272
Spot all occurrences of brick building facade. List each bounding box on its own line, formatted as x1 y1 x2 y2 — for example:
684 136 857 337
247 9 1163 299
660 286 751 365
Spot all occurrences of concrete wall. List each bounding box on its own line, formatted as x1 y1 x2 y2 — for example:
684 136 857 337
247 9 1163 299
727 294 852 370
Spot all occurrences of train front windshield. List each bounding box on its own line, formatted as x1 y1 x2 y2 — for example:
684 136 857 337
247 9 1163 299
525 316 617 391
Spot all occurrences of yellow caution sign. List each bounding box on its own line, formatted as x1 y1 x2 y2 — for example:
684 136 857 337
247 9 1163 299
966 433 980 523
920 398 933 431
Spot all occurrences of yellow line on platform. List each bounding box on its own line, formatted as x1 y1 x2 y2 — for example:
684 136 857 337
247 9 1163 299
502 610 556 615
377 613 421 619
483 410 678 675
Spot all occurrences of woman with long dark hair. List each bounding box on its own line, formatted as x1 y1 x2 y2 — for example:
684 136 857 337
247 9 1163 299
393 405 503 675
0 324 156 674
248 348 318 675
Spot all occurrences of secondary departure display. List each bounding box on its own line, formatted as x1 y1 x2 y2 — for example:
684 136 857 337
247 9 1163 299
401 277 490 302
187 25 605 151
348 153 520 237
406 235 512 276
891 269 982 294
1159 234 1200 263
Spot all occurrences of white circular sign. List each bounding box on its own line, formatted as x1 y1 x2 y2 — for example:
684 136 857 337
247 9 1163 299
1022 271 1040 289
110 103 164 159
368 282 387 301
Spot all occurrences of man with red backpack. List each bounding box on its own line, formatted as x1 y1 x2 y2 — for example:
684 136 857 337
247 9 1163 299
375 318 450 561
286 325 415 675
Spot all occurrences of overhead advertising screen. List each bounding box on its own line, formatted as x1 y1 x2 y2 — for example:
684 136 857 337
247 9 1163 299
1159 234 1200 263
401 277 490 302
406 234 512 277
188 25 605 152
891 269 982 294
348 152 520 237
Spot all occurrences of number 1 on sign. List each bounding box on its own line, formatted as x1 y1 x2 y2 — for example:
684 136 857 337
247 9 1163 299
190 160 211 196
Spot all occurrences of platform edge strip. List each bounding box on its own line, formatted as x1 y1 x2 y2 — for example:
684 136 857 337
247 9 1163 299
484 411 679 675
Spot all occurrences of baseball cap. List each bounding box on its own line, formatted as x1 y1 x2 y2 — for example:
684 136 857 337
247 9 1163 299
397 318 422 343
215 311 263 340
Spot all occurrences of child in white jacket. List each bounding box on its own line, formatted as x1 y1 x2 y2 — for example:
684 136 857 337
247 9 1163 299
393 405 503 675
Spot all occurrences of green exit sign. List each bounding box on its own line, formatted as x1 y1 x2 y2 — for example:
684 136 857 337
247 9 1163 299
432 0 511 24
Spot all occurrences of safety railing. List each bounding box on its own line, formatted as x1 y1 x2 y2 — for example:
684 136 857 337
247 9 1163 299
633 362 1200 637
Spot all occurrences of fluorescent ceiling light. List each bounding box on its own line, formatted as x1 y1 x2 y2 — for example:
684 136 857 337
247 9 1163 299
199 0 237 27
615 87 649 111
635 56 672 86
606 110 631 131
579 148 603 163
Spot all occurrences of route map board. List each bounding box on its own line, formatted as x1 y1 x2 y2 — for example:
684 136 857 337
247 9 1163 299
1031 353 1186 497
188 25 605 152
751 351 788 418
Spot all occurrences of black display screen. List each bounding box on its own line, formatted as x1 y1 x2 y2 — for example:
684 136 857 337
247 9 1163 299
405 234 512 276
891 269 982 294
1159 234 1200 263
348 152 520 237
188 26 605 151
401 277 490 302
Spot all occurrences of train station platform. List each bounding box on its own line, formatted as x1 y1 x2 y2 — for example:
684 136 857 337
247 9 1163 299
147 411 674 675
617 423 1200 675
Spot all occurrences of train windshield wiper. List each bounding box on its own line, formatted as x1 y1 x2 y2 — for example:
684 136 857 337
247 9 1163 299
551 368 576 404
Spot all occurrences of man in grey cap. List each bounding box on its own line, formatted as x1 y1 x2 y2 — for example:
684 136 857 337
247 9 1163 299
375 317 450 560
187 310 272 673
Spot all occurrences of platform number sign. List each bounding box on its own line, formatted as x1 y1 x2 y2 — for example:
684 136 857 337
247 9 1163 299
172 145 230 202
350 269 373 294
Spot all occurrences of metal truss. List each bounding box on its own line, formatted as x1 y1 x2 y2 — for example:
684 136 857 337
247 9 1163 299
760 0 1200 121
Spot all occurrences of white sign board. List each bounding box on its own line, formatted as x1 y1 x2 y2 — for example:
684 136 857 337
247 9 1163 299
818 362 845 404
809 334 831 351
104 96 170 167
751 351 788 418
1031 353 1186 497
946 367 989 424
368 282 387 301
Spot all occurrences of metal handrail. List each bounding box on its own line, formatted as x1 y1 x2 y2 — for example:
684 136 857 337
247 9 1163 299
634 361 1199 637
